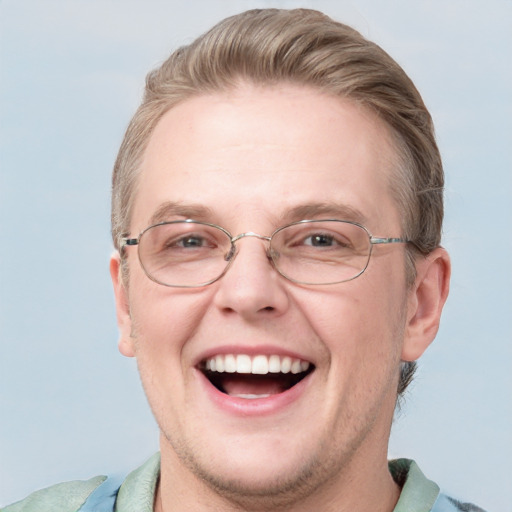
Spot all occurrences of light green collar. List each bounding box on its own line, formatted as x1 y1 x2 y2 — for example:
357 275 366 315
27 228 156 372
390 458 440 512
116 453 160 512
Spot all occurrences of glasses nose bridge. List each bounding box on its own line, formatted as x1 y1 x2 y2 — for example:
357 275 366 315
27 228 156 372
226 232 273 263
231 231 272 244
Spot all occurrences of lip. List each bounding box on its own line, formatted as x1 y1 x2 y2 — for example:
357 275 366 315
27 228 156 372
195 363 314 417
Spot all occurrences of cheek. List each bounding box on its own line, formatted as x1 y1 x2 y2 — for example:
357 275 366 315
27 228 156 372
127 286 216 422
297 277 406 373
128 278 215 366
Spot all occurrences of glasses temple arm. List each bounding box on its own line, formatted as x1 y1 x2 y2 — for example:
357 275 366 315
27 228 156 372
370 237 409 245
121 238 139 247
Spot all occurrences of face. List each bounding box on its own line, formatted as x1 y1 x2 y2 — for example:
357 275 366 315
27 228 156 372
112 84 425 502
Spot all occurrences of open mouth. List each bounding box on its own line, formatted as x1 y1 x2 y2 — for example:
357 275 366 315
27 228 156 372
200 354 314 399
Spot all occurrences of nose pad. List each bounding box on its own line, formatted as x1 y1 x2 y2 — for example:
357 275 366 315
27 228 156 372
268 247 280 264
225 244 237 262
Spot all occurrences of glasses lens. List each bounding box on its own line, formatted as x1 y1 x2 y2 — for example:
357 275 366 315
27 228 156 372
138 222 232 287
270 220 371 284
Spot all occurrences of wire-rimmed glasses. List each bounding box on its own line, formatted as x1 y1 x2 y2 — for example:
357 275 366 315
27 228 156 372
121 219 408 287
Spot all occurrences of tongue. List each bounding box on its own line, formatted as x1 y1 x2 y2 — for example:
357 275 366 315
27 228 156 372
221 375 291 397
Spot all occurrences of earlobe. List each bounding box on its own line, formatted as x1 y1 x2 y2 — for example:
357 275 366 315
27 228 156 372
401 248 451 362
109 252 136 358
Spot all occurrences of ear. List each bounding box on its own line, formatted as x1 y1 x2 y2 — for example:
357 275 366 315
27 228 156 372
401 247 451 361
110 252 136 358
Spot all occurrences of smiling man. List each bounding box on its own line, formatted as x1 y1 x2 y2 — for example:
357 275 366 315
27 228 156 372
5 8 486 512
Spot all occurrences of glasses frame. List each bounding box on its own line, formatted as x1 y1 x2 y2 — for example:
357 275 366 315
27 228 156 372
121 218 409 288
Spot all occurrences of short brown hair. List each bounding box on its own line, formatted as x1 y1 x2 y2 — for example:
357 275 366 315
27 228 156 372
111 8 444 395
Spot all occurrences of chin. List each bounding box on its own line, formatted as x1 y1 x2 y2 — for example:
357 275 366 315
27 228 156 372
167 428 343 506
188 455 327 506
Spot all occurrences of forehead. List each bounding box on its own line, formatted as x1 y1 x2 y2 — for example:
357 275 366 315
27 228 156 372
132 84 400 233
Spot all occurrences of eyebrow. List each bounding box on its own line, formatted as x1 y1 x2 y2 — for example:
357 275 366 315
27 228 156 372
279 202 368 225
148 201 215 225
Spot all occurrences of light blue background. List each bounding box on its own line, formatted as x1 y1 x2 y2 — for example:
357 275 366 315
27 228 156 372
1 1 510 510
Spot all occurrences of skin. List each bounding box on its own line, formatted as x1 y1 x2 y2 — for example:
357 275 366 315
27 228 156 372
110 83 450 511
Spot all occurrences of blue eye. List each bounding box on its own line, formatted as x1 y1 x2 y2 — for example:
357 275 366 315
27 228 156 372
176 235 209 248
303 234 336 247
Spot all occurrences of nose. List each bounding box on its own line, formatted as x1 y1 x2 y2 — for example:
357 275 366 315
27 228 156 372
213 235 290 319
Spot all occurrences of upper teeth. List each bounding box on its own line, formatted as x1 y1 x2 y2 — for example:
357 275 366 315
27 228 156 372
204 354 310 375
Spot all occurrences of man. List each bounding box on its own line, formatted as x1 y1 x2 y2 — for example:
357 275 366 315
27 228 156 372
5 8 485 512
